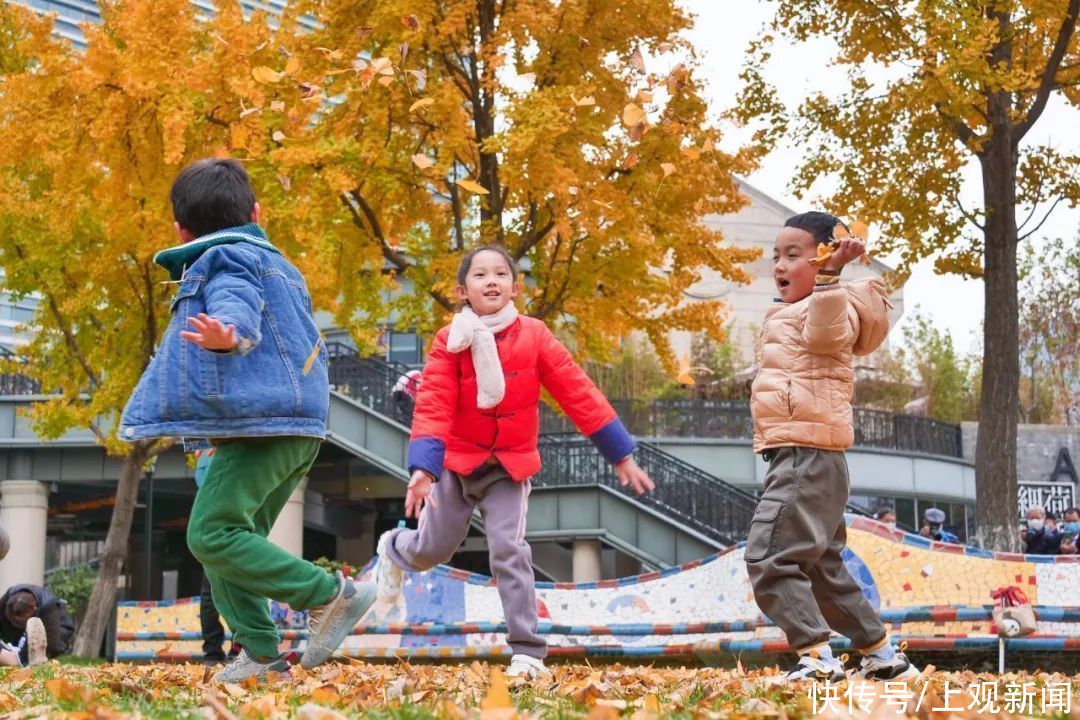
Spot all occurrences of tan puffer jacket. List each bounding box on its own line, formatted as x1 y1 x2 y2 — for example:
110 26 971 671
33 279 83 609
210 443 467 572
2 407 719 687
751 279 892 453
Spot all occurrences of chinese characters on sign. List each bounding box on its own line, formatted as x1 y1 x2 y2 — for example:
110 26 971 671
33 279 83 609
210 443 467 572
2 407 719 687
809 680 1072 716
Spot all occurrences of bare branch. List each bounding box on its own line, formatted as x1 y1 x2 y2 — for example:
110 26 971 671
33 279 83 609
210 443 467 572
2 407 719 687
1017 0 1080 139
1018 195 1066 241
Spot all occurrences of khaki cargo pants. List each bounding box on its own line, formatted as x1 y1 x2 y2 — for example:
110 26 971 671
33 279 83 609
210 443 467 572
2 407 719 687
745 446 887 652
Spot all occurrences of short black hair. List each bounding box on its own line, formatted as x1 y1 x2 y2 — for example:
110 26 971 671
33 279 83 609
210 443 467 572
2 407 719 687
456 245 519 286
784 211 848 246
170 158 256 238
1065 507 1080 517
4 590 36 624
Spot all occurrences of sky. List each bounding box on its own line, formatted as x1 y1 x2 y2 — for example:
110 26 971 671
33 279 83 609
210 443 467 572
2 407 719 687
681 0 1080 355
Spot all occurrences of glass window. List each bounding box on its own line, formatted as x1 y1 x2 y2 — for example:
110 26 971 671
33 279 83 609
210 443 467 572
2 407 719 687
894 497 916 531
388 332 421 365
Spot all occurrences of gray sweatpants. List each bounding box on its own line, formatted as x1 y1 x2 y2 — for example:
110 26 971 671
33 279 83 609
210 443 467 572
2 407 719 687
745 446 887 653
381 462 545 659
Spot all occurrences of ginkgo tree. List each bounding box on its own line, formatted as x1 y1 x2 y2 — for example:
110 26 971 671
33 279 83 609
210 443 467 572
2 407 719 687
738 1 1080 550
253 0 763 361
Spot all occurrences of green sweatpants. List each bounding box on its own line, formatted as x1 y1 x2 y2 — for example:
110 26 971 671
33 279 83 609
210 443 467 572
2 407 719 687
187 436 338 659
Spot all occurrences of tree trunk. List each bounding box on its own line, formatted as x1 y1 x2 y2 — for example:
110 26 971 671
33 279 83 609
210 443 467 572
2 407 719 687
72 440 151 657
973 107 1021 552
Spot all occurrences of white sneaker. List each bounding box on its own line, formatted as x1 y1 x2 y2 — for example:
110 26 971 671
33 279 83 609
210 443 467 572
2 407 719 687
506 653 550 679
375 531 404 600
856 648 920 681
784 653 846 683
25 617 47 667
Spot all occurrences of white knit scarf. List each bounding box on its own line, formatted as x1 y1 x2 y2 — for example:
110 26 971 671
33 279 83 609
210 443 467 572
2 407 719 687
447 303 519 408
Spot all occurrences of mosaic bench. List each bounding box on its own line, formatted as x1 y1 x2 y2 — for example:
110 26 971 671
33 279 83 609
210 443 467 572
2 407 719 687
115 516 1080 663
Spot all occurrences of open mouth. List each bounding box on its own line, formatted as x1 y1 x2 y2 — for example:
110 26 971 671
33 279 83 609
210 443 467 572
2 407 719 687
483 291 501 298
776 278 790 290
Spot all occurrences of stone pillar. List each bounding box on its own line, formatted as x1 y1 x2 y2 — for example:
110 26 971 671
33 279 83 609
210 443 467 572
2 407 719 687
0 480 50 588
572 538 602 583
268 478 306 558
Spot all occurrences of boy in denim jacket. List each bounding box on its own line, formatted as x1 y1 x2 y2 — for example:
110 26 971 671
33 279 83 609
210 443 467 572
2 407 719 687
121 159 374 683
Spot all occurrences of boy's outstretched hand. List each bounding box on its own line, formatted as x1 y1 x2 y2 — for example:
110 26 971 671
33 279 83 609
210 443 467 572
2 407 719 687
822 237 866 272
181 313 237 351
616 456 656 495
405 469 437 519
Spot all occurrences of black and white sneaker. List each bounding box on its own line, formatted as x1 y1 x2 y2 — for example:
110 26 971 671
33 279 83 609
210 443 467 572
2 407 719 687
856 649 920 681
785 653 847 683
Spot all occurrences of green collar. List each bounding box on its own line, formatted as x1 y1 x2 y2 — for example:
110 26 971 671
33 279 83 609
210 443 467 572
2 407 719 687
154 223 281 281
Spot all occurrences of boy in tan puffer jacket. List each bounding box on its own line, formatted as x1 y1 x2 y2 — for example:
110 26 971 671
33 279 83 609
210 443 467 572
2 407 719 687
746 211 920 684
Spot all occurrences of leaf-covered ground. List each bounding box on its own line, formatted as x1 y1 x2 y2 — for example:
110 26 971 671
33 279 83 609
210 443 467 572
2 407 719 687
1 660 1077 719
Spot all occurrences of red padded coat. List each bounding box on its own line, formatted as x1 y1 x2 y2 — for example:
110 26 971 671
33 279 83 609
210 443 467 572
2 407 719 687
407 316 635 482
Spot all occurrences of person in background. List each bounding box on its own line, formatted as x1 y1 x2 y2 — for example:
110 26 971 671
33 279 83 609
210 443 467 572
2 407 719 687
1021 505 1062 555
873 506 897 529
0 584 74 667
919 508 959 544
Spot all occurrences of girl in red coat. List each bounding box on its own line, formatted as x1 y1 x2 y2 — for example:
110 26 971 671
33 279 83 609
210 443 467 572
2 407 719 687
375 246 654 678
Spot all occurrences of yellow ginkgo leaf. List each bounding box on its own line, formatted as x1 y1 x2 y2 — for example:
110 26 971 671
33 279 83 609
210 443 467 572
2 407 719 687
284 57 300 76
833 222 850 240
849 220 869 239
702 138 715 152
270 101 285 113
272 130 286 143
518 72 536 85
573 95 596 107
622 153 639 170
409 97 435 112
676 354 694 386
456 179 489 195
371 57 394 76
481 668 512 710
660 163 676 178
411 154 435 170
622 103 646 128
378 76 395 87
251 66 282 84
681 147 701 160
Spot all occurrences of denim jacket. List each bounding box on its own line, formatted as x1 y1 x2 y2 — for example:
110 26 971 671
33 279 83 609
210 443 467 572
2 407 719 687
120 224 329 441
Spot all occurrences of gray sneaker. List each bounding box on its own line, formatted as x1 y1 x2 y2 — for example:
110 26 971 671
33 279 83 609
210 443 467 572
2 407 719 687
25 617 47 667
212 649 290 684
300 571 376 669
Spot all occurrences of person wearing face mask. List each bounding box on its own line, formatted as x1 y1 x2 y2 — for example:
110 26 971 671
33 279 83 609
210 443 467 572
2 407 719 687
874 507 897 529
0 585 73 667
1021 506 1062 555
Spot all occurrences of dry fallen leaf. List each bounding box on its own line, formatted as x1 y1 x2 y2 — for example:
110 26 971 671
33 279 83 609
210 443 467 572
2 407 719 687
378 76 395 87
622 152 639 170
401 14 421 32
278 176 291 191
681 147 701 160
297 703 347 720
251 66 282 84
270 100 285 113
622 103 647 128
272 130 286 143
357 26 374 39
657 41 675 53
284 57 300 76
518 72 536 85
850 220 869 238
411 154 435 170
629 48 646 73
457 179 489 195
573 95 596 107
661 162 676 178
371 57 394 76
567 186 578 195
409 97 435 112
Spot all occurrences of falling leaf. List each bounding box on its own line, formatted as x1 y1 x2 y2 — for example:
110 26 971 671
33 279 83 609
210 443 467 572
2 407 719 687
239 106 261 119
661 118 683 135
270 100 285 112
300 83 321 100
657 41 675 53
278 176 291 191
850 220 869 238
567 186 578 195
572 95 596 107
357 26 374 39
666 63 689 93
456 179 489 195
409 97 435 112
622 103 646 128
593 199 614 210
681 147 700 160
352 58 369 72
661 162 676 178
251 66 282 84
635 90 653 104
629 48 646 73
284 57 300 76
411 154 435 169
407 69 427 83
272 130 286 143
401 14 421 32
518 72 536 85
832 222 850 240
378 76 395 87
702 138 715 152
628 123 646 142
399 42 409 64
622 152 639 170
315 47 343 61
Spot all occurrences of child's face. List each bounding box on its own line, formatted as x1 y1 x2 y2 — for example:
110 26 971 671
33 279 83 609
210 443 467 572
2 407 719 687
457 250 519 315
772 227 820 303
